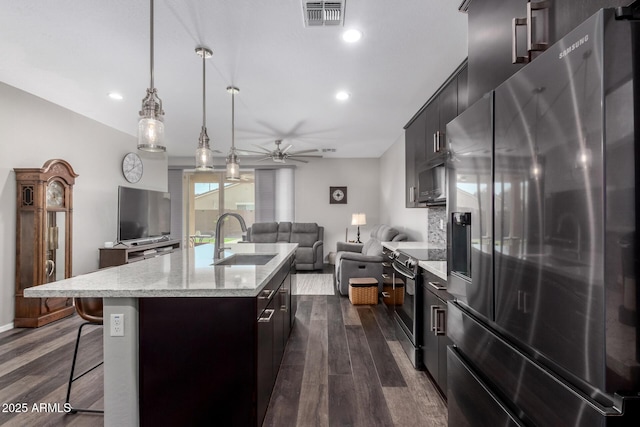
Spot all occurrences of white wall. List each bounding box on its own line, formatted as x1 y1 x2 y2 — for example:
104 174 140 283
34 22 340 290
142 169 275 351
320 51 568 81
379 134 428 241
0 82 167 330
293 158 380 261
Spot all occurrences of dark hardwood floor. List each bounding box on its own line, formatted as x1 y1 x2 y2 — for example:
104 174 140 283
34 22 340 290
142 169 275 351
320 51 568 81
264 286 448 427
0 314 104 426
0 268 447 427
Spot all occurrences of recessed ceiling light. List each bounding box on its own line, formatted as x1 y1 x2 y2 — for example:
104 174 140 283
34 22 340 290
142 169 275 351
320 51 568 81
336 91 351 101
108 92 123 100
342 29 363 43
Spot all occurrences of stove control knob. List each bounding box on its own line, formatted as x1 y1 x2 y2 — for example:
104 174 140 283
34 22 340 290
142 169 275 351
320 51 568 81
389 251 399 260
406 259 416 269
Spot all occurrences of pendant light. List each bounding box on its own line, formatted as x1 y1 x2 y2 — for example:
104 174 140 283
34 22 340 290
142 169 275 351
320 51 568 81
226 86 240 181
195 47 213 170
137 0 166 152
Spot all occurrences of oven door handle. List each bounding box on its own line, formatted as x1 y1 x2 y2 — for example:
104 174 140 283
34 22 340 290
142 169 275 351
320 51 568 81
392 262 416 280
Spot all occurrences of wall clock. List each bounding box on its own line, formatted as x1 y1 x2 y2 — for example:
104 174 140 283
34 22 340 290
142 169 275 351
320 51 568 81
122 152 143 183
330 186 347 204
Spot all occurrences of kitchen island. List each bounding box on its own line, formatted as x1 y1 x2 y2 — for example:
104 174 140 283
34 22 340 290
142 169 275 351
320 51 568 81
25 242 298 427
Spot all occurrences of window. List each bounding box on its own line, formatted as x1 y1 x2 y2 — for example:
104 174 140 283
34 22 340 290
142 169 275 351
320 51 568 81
185 171 255 246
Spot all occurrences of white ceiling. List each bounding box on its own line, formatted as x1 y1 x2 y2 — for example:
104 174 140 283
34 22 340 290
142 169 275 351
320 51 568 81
0 0 468 160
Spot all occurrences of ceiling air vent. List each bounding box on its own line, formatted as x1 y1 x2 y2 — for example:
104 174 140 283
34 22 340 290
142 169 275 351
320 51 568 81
303 1 345 27
321 148 337 153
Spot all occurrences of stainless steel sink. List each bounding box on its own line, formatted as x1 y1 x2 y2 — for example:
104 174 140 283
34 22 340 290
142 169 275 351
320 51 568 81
214 253 276 266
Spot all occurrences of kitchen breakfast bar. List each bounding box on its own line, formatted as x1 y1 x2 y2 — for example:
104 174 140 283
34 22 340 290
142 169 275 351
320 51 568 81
24 243 298 427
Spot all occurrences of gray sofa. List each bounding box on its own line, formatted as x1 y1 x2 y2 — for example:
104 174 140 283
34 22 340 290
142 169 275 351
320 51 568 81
335 224 408 296
246 222 324 270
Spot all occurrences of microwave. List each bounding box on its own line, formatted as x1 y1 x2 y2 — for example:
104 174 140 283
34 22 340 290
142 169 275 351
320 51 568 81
418 164 446 205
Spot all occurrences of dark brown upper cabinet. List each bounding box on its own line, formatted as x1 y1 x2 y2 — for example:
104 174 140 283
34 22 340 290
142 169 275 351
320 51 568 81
465 0 634 106
405 61 468 208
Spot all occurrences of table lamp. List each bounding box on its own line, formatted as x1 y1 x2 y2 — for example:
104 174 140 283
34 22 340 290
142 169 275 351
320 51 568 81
351 213 366 243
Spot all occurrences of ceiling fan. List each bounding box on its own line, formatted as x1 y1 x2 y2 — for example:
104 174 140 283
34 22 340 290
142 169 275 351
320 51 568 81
238 140 322 163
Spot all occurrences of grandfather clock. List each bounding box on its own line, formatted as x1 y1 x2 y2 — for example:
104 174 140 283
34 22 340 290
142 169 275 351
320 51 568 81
14 159 77 327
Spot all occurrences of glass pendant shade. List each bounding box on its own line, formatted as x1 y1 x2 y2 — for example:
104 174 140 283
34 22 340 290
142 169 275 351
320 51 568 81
138 116 165 152
226 151 240 180
196 128 214 171
196 147 214 170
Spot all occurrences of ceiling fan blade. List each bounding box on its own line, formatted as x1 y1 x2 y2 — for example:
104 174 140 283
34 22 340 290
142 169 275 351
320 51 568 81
281 144 293 154
287 157 309 163
212 149 223 154
289 149 319 155
256 157 272 162
253 144 273 154
236 149 267 155
290 154 323 158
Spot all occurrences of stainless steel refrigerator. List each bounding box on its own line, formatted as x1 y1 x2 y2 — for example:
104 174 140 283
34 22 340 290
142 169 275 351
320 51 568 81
446 8 640 426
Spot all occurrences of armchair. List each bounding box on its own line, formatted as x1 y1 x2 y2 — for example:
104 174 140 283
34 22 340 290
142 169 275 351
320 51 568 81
335 239 384 296
335 224 408 296
290 223 324 270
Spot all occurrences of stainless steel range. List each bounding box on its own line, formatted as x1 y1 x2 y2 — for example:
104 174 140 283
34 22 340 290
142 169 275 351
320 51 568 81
390 248 446 369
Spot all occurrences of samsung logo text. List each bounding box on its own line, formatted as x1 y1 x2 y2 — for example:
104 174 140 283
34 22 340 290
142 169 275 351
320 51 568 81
559 35 589 59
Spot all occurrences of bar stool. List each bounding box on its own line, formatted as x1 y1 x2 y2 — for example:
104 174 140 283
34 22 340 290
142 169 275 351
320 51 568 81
65 297 104 414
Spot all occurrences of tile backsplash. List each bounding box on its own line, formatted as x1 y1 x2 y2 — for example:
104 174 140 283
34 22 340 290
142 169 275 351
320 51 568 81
427 206 446 246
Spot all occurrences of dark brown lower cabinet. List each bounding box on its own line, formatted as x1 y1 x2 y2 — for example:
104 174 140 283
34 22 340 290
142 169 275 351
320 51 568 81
139 258 293 427
421 278 452 398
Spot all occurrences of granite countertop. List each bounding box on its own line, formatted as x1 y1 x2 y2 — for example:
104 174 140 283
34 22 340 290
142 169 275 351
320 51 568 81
24 243 297 298
382 241 447 281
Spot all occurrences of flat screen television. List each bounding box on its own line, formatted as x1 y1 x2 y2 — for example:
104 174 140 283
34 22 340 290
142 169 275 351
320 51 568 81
117 186 171 242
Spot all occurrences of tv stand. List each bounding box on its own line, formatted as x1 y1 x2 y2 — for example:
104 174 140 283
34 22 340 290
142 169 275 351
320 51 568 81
129 235 171 246
99 239 181 268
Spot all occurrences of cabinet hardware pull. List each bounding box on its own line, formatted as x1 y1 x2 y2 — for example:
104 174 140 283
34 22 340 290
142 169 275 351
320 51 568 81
382 273 391 279
435 307 446 335
429 281 446 290
382 263 391 268
435 131 444 152
431 305 438 332
512 17 529 64
381 292 391 298
433 132 438 153
258 308 275 322
527 1 550 52
258 289 275 300
409 186 416 203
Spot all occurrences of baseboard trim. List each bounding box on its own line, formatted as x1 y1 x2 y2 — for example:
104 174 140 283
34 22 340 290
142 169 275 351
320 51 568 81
0 322 14 333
